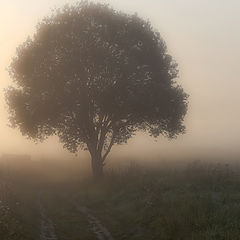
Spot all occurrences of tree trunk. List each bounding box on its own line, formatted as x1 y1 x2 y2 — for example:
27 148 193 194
91 155 103 180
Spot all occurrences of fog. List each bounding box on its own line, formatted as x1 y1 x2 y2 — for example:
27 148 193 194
0 0 240 162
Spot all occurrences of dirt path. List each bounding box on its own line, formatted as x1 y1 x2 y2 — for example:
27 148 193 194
38 193 114 240
39 202 57 240
75 204 114 240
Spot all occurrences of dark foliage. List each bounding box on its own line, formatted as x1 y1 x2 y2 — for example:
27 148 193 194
6 1 188 177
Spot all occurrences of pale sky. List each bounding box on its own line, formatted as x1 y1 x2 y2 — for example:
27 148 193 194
0 0 240 161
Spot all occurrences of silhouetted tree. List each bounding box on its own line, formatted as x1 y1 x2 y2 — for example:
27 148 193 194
6 2 188 179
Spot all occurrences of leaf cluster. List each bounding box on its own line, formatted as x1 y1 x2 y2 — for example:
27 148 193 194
6 1 188 155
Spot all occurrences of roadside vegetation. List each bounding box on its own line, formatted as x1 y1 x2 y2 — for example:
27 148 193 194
74 160 240 240
0 176 38 240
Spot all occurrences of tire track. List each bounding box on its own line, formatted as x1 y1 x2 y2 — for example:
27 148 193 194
75 204 114 240
39 202 57 240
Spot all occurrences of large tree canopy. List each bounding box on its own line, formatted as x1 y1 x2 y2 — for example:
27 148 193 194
6 1 188 178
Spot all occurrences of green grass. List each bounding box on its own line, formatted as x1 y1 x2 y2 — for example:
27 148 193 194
1 160 240 239
73 161 240 240
41 186 96 240
0 179 39 240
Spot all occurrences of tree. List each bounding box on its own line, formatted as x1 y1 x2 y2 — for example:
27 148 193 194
6 1 188 179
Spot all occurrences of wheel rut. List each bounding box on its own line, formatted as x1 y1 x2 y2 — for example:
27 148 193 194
39 202 57 240
75 204 114 240
38 195 114 240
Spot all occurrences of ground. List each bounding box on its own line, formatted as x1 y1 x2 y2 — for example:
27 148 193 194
0 159 240 240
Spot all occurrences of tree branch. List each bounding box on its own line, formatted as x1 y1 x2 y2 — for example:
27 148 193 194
102 132 115 162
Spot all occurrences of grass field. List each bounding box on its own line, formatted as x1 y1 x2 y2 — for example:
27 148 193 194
1 159 240 240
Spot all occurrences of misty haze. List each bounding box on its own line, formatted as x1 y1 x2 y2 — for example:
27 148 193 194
0 0 240 239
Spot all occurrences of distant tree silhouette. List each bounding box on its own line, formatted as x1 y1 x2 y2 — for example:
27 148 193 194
6 1 188 179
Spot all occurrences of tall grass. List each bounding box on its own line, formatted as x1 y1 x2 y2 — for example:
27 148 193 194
74 160 240 240
0 172 39 240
